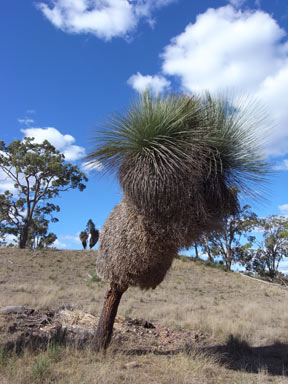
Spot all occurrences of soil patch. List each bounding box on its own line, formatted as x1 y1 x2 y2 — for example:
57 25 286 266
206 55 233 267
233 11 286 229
0 306 205 355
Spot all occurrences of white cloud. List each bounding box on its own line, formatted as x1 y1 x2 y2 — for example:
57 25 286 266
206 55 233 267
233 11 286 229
61 233 82 244
155 5 288 157
18 118 35 126
21 127 85 161
128 72 170 94
254 65 288 157
251 226 264 234
0 234 18 246
272 159 288 171
52 238 67 249
63 145 86 161
228 0 247 8
36 0 177 41
0 126 103 194
279 260 288 274
162 6 286 93
0 128 88 194
0 151 19 194
0 180 18 194
279 204 288 215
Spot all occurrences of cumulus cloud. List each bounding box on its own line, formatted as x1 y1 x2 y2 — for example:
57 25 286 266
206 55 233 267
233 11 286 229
0 127 91 194
279 204 288 215
155 5 288 157
162 6 286 93
21 127 85 161
0 126 103 193
36 0 177 40
127 72 170 93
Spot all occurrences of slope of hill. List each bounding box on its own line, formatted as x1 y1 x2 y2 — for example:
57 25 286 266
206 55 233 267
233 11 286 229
0 248 288 383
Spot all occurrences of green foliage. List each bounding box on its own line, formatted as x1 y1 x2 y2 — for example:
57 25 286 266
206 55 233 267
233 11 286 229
176 254 191 262
200 194 257 270
90 272 101 282
0 347 6 365
0 137 87 248
31 353 51 382
26 207 58 248
87 91 269 198
240 215 288 278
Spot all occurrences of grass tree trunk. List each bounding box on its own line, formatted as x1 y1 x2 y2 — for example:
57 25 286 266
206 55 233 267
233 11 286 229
94 283 127 352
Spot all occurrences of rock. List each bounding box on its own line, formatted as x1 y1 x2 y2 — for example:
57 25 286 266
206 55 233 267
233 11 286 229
123 361 139 369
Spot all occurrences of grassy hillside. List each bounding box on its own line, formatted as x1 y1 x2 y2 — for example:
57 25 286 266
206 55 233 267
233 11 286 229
0 248 288 383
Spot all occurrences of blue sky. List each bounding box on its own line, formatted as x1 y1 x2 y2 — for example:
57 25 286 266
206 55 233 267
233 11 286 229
1 0 288 251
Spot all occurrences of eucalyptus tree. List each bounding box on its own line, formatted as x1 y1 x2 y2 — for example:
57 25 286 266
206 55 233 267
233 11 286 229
0 137 87 248
26 207 58 249
87 91 268 351
203 200 257 270
240 215 288 278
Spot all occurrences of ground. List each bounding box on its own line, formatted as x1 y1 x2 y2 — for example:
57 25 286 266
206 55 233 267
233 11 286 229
0 248 288 383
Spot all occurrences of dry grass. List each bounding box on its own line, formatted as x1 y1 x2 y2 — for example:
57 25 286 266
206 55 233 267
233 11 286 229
1 248 288 383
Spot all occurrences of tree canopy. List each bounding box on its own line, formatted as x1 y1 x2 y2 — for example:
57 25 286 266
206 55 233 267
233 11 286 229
0 137 88 248
240 215 288 278
202 195 257 270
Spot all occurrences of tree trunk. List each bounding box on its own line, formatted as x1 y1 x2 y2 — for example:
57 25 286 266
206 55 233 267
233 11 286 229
226 259 232 271
194 243 199 259
19 224 30 249
204 237 214 263
94 283 126 352
225 248 232 271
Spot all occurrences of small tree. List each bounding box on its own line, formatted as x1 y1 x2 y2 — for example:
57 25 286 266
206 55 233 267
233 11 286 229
201 235 215 264
240 215 288 278
86 219 99 249
0 137 87 248
40 232 57 248
26 208 57 249
79 231 88 249
203 202 257 270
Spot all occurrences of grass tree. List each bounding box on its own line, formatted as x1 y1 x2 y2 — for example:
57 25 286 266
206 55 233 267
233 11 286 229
79 231 88 249
87 91 268 352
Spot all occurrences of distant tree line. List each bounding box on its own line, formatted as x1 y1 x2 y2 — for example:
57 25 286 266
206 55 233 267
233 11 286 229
193 198 288 279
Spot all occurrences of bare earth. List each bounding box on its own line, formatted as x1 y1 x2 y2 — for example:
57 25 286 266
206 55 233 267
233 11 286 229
0 248 288 384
